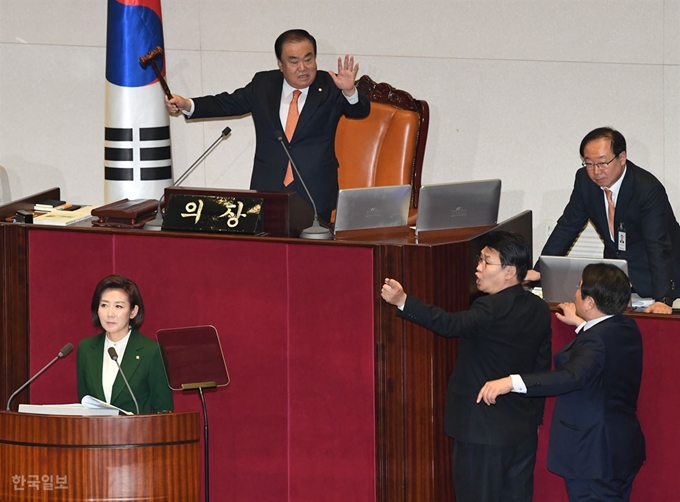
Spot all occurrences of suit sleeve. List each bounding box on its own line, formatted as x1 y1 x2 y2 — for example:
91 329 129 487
190 81 255 119
148 347 174 412
398 295 494 338
637 181 676 299
522 334 605 397
341 89 371 119
536 171 591 270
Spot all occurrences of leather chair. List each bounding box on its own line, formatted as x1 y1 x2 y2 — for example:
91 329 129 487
335 75 429 222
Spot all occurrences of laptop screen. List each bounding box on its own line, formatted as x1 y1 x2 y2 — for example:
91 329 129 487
538 255 629 304
334 185 411 233
415 179 501 234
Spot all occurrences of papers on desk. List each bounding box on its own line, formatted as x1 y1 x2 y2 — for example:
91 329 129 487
530 289 663 310
631 293 655 309
33 205 96 226
17 395 132 416
81 395 132 415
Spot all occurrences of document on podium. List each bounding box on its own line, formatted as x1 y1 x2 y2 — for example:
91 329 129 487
18 396 131 416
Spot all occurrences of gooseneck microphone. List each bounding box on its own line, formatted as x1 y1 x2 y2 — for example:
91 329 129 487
107 347 140 415
144 126 233 231
6 343 74 411
274 131 333 240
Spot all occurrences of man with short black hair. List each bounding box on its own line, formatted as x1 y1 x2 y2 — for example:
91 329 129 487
478 263 646 502
527 127 680 314
166 29 371 222
381 231 552 502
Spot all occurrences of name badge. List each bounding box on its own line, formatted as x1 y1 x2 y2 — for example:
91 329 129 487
162 194 263 234
618 225 626 252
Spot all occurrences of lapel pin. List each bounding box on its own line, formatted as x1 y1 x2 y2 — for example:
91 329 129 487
318 87 323 92
136 355 140 360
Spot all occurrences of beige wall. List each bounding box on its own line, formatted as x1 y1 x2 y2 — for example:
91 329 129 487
1 0 679 258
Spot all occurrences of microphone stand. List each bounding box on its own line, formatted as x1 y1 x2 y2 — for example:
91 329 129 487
6 343 73 411
108 347 140 415
275 133 333 240
145 127 232 231
182 381 217 502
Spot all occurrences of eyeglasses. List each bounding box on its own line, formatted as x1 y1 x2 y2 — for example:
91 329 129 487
475 255 503 268
582 154 618 171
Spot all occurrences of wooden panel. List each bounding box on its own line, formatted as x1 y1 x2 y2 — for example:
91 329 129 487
0 411 201 501
1 224 29 410
1 188 61 408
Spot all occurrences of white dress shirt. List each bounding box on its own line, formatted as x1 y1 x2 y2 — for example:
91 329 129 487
102 329 131 403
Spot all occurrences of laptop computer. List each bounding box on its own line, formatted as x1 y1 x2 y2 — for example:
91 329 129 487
415 179 501 235
334 185 411 233
538 255 629 304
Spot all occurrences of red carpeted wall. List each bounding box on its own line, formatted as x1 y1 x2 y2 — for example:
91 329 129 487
27 229 377 502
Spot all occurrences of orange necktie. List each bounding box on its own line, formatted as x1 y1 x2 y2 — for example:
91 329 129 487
283 90 302 186
604 188 615 239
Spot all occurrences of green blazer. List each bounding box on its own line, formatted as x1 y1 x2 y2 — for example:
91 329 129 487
77 329 173 414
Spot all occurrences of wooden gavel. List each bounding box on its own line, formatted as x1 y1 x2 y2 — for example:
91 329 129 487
139 46 173 99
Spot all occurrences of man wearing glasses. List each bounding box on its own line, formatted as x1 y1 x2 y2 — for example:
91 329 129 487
526 127 680 314
381 231 552 502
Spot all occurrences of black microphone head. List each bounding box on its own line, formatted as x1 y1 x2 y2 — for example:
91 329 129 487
107 347 118 361
274 130 285 142
221 126 232 137
58 343 74 358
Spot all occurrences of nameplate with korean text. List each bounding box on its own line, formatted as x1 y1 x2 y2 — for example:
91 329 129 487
162 194 263 234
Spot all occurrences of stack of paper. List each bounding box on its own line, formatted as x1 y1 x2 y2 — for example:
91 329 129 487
33 205 96 226
17 395 132 416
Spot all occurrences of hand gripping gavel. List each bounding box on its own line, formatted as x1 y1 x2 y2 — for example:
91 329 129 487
139 46 173 99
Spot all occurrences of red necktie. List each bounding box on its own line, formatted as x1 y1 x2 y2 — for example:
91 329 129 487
283 90 301 187
604 188 615 239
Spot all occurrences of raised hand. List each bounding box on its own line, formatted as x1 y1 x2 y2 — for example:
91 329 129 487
328 54 359 95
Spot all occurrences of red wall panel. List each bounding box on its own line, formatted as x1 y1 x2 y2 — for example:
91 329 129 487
27 229 376 502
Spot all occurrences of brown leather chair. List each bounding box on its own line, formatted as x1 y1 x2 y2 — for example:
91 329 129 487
334 75 429 222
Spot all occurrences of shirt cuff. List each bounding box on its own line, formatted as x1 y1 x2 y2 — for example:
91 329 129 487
343 87 359 104
397 296 407 310
510 374 527 393
182 99 195 117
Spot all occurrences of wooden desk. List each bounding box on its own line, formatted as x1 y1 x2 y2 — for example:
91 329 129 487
0 189 532 501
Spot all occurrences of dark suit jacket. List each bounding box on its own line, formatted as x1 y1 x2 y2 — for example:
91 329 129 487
522 315 645 479
398 284 552 444
539 161 680 299
190 70 371 215
77 329 174 414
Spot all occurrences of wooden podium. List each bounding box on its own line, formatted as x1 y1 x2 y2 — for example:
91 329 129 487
0 411 200 501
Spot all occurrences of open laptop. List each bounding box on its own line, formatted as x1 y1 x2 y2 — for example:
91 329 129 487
334 185 411 233
415 179 501 235
538 255 629 304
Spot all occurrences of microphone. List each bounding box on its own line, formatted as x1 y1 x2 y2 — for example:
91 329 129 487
274 131 333 240
144 126 233 230
107 347 140 415
5 343 73 411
